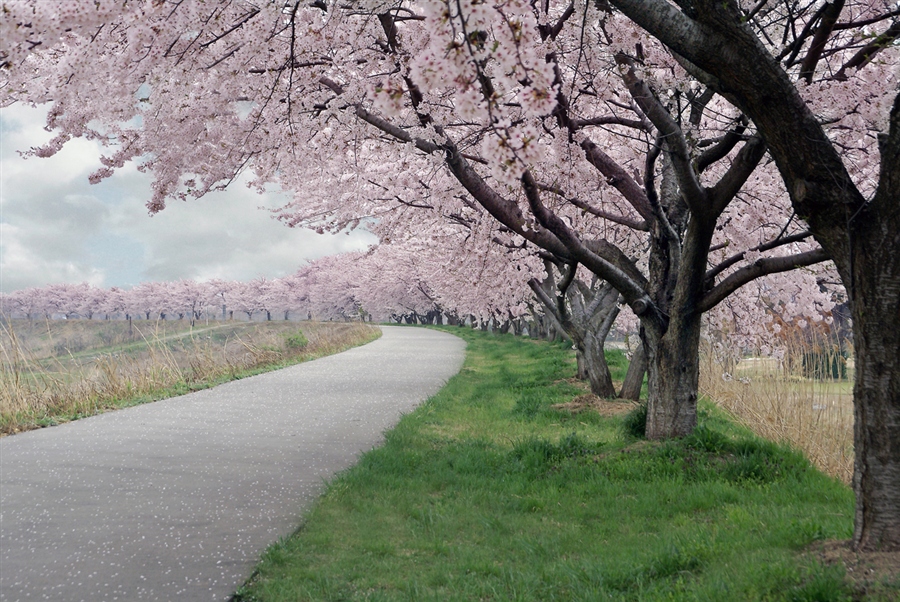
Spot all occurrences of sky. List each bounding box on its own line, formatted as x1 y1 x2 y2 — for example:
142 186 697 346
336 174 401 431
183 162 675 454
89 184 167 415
0 104 377 294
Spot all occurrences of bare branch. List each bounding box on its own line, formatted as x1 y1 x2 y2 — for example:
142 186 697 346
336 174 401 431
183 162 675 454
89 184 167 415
798 0 845 83
694 119 747 173
571 115 648 130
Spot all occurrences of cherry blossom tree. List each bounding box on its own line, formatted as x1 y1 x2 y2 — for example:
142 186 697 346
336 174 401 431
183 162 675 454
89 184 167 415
75 283 109 320
600 0 900 553
4 0 825 434
2 287 42 320
2 0 892 549
206 279 235 321
530 261 633 398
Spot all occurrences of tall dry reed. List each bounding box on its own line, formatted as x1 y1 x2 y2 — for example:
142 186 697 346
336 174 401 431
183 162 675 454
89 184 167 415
1 318 379 436
700 329 854 483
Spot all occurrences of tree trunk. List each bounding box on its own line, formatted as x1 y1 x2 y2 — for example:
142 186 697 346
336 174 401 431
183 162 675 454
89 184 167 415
643 312 702 439
641 216 709 440
849 185 900 550
583 329 617 398
619 342 646 401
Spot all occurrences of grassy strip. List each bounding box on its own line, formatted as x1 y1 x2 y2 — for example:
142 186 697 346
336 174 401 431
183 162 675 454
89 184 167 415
234 327 896 601
1 321 380 435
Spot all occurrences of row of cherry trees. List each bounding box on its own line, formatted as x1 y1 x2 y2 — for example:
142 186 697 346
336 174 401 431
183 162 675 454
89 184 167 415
2 278 294 322
1 0 893 549
0 244 538 327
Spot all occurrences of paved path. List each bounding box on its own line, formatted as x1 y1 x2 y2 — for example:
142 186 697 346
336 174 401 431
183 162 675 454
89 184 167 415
0 326 466 602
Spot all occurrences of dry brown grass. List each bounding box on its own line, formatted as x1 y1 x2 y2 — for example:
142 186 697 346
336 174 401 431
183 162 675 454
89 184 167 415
700 336 854 483
551 393 639 416
0 318 380 436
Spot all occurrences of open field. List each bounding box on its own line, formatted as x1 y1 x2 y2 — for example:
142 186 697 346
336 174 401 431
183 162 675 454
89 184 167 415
701 349 854 484
235 327 897 601
0 318 380 436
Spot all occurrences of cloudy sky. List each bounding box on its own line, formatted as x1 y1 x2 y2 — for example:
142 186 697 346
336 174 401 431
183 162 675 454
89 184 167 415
0 104 377 294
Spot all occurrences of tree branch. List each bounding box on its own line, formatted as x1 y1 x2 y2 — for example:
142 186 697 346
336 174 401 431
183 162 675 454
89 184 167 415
705 230 815 283
520 171 657 319
694 119 746 173
537 182 649 230
798 0 845 83
579 137 655 221
699 249 830 312
707 136 767 215
615 53 707 214
571 115 649 130
834 20 900 81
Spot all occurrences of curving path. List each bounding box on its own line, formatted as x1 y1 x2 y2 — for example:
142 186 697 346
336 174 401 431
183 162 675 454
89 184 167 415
0 326 466 602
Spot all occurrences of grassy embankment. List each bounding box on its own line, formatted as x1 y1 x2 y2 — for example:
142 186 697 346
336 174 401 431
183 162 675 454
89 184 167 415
0 318 380 435
236 327 896 601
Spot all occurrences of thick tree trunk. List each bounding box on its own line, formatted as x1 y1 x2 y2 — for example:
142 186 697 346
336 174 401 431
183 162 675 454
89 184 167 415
643 312 702 439
576 351 587 380
642 216 709 440
849 197 900 551
619 342 646 401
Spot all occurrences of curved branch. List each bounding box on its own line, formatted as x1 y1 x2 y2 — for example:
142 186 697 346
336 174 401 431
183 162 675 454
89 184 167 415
579 137 655 221
705 230 814 283
537 182 649 230
615 53 707 213
699 248 830 312
694 119 746 173
798 0 845 83
521 171 658 322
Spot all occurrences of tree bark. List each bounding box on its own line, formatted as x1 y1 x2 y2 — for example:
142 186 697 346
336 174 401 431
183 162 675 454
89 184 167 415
583 327 617 398
851 257 900 550
848 106 900 550
619 342 646 401
642 311 703 439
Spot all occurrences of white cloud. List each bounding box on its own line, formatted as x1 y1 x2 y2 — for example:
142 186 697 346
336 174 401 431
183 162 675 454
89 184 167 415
0 104 377 293
0 223 106 291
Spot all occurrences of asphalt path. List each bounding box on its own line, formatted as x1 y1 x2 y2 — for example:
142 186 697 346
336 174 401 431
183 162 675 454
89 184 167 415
0 326 466 602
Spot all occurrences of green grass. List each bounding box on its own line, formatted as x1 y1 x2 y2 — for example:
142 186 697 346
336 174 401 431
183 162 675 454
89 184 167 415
234 328 883 601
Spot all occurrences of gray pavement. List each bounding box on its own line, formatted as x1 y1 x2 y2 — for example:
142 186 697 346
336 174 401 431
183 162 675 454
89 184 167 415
0 326 466 601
